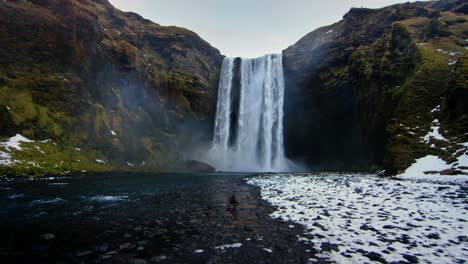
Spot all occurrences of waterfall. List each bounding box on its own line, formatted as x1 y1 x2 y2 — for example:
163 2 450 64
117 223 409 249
210 54 289 172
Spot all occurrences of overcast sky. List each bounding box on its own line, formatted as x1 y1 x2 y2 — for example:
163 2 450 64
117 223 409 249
109 0 427 58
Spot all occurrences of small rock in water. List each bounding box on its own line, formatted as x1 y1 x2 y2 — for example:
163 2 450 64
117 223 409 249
39 233 55 241
128 259 147 264
76 250 93 257
99 243 109 252
151 255 167 262
119 242 132 250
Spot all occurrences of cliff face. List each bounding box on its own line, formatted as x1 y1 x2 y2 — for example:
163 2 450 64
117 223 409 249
283 0 468 173
0 0 223 175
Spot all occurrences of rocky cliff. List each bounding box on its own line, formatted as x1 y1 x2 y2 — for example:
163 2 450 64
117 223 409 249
283 0 468 174
0 0 223 175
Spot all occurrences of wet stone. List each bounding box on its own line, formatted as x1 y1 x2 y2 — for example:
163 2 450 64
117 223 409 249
129 259 147 264
76 250 93 257
39 233 55 241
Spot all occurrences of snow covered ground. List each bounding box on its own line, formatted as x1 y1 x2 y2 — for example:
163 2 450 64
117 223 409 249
248 173 468 263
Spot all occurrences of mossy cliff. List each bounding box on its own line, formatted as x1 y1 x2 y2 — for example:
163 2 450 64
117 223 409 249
283 0 468 174
0 0 223 176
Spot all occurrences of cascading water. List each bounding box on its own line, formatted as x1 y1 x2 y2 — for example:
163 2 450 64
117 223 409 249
210 54 290 172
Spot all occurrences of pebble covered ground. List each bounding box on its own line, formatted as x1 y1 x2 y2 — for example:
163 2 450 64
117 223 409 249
248 173 468 264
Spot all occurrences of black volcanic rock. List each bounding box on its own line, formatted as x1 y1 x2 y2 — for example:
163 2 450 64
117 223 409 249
179 160 216 173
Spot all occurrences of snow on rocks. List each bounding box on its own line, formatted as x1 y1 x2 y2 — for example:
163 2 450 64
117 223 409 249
0 134 36 165
398 149 468 179
431 105 440 113
0 134 34 151
399 155 451 177
248 173 468 263
0 151 14 166
421 119 448 143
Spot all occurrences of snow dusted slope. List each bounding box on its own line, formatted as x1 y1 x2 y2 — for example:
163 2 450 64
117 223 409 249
398 154 468 181
248 173 468 263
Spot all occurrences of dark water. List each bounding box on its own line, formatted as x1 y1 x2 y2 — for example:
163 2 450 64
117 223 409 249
0 173 314 264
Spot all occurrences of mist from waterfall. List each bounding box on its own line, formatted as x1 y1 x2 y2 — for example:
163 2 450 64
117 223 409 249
209 54 291 172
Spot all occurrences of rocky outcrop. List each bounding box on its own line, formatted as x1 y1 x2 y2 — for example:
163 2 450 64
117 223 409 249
177 160 216 173
0 0 223 175
283 0 468 173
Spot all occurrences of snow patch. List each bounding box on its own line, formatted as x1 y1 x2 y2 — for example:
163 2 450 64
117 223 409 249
421 119 447 143
215 243 242 250
399 153 468 179
0 134 34 151
398 155 450 177
0 151 14 166
95 159 106 164
35 146 45 154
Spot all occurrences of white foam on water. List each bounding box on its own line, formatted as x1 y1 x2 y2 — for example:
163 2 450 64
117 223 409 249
30 198 66 205
89 195 129 202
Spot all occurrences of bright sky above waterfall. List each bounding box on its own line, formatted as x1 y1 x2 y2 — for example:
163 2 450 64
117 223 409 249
109 0 427 58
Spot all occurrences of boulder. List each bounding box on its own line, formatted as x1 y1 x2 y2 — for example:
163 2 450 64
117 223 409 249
179 160 215 173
